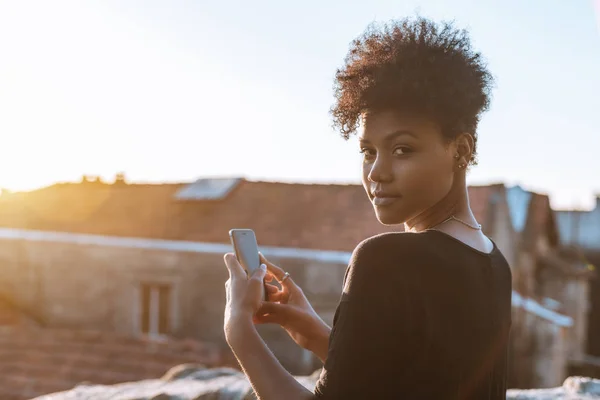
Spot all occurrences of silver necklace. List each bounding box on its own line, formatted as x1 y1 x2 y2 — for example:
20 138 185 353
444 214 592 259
427 215 482 231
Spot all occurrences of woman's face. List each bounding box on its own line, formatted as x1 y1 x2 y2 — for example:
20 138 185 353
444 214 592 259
359 110 458 225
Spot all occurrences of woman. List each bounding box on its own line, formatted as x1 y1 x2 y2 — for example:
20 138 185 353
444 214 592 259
223 16 512 399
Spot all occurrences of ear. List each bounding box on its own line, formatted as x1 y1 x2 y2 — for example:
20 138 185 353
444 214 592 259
454 133 474 166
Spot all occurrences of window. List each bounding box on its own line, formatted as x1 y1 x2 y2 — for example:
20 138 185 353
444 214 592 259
140 282 172 336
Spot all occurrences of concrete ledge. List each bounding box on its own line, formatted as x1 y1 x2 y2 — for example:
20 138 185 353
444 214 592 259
512 292 573 327
0 227 352 264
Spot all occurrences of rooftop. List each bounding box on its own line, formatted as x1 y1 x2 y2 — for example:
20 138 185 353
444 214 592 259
0 178 506 252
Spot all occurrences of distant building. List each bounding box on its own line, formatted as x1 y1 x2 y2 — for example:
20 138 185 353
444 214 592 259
0 177 590 388
0 177 395 376
507 186 597 386
556 195 600 250
556 194 600 375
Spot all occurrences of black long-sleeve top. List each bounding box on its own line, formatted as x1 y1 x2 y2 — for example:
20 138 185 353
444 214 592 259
314 230 513 399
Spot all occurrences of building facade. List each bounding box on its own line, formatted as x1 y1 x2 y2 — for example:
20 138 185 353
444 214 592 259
0 177 587 384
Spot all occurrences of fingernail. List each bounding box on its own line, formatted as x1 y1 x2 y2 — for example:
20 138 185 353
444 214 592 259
260 264 266 272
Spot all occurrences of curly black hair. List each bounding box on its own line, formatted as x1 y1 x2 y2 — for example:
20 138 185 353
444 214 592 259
331 17 494 165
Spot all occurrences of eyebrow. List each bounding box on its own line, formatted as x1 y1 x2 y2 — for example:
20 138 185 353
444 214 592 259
359 129 418 144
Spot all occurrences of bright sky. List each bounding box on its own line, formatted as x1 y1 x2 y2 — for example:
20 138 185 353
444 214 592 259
0 0 599 210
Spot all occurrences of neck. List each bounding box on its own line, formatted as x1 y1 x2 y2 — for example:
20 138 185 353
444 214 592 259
404 175 475 233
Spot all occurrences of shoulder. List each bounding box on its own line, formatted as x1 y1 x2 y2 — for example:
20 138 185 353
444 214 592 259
343 232 434 294
351 232 432 264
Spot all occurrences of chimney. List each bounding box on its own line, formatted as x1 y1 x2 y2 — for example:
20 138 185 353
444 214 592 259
80 175 104 185
114 172 127 185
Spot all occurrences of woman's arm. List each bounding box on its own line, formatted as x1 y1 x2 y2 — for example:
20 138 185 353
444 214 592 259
310 328 331 363
253 254 333 364
222 254 315 400
227 316 315 400
253 300 331 363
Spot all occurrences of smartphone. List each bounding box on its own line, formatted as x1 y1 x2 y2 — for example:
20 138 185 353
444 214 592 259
229 229 267 301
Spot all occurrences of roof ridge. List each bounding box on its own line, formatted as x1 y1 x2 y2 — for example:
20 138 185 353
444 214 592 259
243 179 361 188
468 182 506 189
21 179 524 192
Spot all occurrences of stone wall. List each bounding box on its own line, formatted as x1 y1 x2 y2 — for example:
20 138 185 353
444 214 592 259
511 292 572 388
586 251 600 359
0 226 579 384
0 229 349 375
0 239 226 341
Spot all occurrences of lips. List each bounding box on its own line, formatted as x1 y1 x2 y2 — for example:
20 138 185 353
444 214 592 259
372 196 401 206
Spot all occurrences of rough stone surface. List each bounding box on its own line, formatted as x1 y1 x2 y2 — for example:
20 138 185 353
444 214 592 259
31 365 321 400
507 377 600 399
31 365 600 400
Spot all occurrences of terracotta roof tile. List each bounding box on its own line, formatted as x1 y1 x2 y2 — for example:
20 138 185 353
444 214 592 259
0 182 182 239
0 296 41 328
0 326 224 400
0 179 506 252
171 180 401 251
0 298 20 326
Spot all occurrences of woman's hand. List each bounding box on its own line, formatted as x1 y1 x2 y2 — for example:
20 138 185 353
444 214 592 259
254 253 331 363
222 253 268 343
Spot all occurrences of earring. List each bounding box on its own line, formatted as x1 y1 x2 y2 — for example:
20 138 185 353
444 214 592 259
454 154 460 160
459 163 466 168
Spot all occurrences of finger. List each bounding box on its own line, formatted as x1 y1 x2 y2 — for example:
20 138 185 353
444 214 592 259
265 283 287 302
224 279 231 303
248 264 268 298
265 283 279 294
265 273 275 283
265 291 287 303
259 253 298 290
253 313 281 325
259 253 285 279
264 279 290 303
255 303 293 324
268 286 290 304
223 253 246 280
258 254 296 304
257 301 290 316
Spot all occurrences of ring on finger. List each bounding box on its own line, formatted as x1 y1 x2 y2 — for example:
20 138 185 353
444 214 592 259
280 271 290 283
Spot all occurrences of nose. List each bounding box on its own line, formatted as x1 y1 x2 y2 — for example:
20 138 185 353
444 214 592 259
367 155 393 183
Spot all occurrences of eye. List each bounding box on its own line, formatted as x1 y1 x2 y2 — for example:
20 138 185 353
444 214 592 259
359 147 376 161
393 146 413 156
